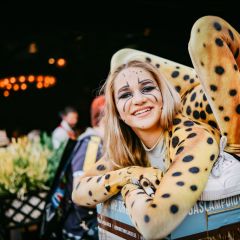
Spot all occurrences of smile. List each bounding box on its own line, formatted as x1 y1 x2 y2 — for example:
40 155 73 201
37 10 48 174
133 107 152 116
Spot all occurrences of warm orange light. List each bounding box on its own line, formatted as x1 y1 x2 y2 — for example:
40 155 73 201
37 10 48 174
29 42 37 54
44 82 49 88
36 82 43 89
49 77 56 85
56 58 66 67
6 84 12 90
28 75 35 82
19 76 26 83
0 74 56 96
21 83 27 90
3 90 9 97
37 75 44 82
48 58 55 64
10 77 16 84
4 79 9 85
13 84 19 91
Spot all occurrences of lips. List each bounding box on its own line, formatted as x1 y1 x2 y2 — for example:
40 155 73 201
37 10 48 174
132 107 153 116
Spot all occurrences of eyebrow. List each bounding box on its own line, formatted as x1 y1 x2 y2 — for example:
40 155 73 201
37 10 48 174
117 79 155 95
138 78 155 84
117 83 130 95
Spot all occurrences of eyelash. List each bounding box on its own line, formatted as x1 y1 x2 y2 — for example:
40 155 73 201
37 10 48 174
118 86 157 99
119 92 132 99
141 86 156 93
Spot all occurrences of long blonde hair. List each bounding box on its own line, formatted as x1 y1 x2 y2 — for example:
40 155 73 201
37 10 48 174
102 60 182 168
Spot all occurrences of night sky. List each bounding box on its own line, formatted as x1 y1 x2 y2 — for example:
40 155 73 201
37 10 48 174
0 2 239 137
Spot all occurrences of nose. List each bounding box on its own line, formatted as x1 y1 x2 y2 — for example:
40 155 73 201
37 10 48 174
132 91 147 105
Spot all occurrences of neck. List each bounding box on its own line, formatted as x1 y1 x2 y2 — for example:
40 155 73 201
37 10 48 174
136 128 164 149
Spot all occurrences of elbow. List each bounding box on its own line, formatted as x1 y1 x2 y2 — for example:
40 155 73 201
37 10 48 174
141 225 172 240
140 224 168 240
72 189 85 206
136 213 177 240
72 189 80 205
72 177 89 207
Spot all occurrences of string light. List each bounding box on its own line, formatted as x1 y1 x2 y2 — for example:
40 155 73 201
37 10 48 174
56 58 66 67
48 58 55 64
0 75 56 97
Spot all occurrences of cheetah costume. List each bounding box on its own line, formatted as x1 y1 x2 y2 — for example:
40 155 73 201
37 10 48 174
72 16 240 239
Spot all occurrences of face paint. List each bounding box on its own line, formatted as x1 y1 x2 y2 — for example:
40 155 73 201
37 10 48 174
138 78 160 102
114 67 163 134
117 81 131 112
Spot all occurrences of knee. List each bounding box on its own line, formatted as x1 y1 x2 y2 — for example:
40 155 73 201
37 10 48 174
189 16 225 45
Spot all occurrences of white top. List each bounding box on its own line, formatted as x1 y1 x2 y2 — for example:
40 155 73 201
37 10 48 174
52 120 74 149
141 137 167 172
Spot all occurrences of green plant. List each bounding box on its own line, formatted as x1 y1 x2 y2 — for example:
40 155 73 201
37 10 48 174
0 132 65 198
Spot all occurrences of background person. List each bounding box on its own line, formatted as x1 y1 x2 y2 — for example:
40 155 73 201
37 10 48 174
62 95 105 240
52 106 79 149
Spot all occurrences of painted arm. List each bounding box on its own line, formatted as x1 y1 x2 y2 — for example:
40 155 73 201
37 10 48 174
72 157 163 207
122 118 220 239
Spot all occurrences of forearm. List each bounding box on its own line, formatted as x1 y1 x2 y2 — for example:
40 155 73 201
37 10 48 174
122 125 220 239
72 166 144 207
123 184 192 240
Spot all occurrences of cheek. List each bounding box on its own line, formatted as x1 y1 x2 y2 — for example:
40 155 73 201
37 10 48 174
159 96 163 106
116 102 125 116
116 100 130 118
155 91 163 104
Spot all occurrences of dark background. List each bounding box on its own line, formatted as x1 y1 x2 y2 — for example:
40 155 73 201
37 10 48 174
0 1 239 137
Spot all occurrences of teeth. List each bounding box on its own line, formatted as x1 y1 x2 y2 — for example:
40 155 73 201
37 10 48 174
134 108 150 115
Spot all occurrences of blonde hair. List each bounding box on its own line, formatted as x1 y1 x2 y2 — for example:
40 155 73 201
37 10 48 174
102 60 182 168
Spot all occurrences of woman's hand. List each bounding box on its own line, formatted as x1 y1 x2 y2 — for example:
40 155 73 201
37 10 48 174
122 166 163 198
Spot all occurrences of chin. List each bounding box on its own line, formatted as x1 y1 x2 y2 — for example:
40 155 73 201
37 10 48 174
135 123 157 131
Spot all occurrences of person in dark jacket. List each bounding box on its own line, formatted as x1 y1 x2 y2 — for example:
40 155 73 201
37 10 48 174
62 95 105 240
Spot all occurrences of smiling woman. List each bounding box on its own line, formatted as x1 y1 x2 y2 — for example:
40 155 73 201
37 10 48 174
113 62 179 146
72 57 221 239
107 61 181 168
72 15 240 240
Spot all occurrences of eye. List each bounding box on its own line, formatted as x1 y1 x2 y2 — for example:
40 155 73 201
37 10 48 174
141 86 156 93
118 92 132 99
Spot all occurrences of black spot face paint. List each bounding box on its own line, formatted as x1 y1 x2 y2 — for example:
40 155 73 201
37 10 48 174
116 81 131 112
138 78 160 102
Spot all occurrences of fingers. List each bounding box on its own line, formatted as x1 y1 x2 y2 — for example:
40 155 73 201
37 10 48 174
139 178 155 197
123 167 162 196
142 168 162 190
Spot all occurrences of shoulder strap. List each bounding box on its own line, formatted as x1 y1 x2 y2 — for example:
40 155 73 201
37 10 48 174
83 136 101 171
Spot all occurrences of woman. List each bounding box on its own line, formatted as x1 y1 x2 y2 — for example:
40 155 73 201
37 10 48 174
72 16 240 239
72 62 220 239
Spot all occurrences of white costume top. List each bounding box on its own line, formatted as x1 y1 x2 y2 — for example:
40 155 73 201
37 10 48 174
141 136 167 172
52 120 74 149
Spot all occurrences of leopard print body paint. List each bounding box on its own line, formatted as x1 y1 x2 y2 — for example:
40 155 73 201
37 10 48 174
122 113 220 239
188 16 240 152
73 16 239 240
72 158 163 207
112 27 240 151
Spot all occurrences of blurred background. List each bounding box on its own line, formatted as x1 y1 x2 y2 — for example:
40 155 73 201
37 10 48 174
0 0 239 137
1 2 240 240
